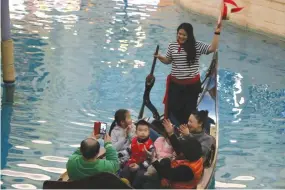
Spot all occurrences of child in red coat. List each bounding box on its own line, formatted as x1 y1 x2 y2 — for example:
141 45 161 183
120 120 154 187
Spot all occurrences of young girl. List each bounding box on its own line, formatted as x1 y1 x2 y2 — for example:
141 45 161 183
109 109 136 165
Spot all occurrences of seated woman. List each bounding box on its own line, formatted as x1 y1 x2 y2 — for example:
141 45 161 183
151 110 215 161
178 110 216 161
145 119 203 189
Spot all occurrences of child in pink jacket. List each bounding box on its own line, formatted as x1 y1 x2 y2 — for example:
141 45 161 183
145 131 176 176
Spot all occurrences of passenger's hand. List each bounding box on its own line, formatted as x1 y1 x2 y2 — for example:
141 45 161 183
125 125 132 137
129 163 139 171
145 146 157 163
144 146 150 156
179 124 190 136
144 146 153 157
124 125 130 136
90 132 101 140
151 151 158 163
162 119 174 136
104 133 111 143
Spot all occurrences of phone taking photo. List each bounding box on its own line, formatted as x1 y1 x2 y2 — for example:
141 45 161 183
94 122 107 136
100 122 107 135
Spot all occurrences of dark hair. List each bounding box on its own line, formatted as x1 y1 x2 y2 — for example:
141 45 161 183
151 120 168 138
180 137 202 161
135 119 151 130
177 23 196 64
80 138 100 160
109 109 129 136
192 110 209 129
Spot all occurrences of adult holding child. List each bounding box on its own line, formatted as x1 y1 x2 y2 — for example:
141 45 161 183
141 118 204 189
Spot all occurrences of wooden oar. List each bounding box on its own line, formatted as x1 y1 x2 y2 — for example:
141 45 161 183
138 45 160 120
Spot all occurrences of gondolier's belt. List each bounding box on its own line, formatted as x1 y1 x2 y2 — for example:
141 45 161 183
163 74 200 119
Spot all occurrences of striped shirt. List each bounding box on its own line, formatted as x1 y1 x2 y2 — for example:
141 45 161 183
166 41 211 79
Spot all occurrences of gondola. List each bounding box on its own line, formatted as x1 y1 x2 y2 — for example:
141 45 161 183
43 49 219 189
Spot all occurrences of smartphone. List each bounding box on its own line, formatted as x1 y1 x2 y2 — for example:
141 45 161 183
100 122 107 135
94 121 107 136
94 122 101 136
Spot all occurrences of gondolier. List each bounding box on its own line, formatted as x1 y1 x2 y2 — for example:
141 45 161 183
155 22 221 126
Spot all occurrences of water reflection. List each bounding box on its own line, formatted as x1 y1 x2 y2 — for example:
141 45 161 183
122 0 159 6
232 176 255 181
69 121 92 127
15 146 30 150
40 156 68 163
1 85 15 169
17 164 66 174
69 144 80 148
216 181 246 188
1 170 51 181
215 175 255 188
232 73 244 123
53 0 81 12
11 184 37 189
218 71 285 188
31 140 52 145
10 0 80 35
105 0 159 62
37 120 47 123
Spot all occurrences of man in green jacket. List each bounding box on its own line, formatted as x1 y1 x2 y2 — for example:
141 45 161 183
66 133 120 180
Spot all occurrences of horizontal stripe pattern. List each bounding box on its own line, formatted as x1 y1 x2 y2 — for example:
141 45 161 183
166 41 210 79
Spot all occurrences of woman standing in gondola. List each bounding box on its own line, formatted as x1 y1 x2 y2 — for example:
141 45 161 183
155 22 221 126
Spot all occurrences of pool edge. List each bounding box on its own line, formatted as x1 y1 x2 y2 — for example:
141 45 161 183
174 0 285 42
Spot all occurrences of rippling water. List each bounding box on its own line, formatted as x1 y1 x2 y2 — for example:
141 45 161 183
1 0 285 189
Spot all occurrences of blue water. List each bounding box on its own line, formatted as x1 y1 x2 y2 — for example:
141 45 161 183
1 0 285 189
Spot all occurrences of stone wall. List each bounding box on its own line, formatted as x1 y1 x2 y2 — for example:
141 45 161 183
175 0 285 39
